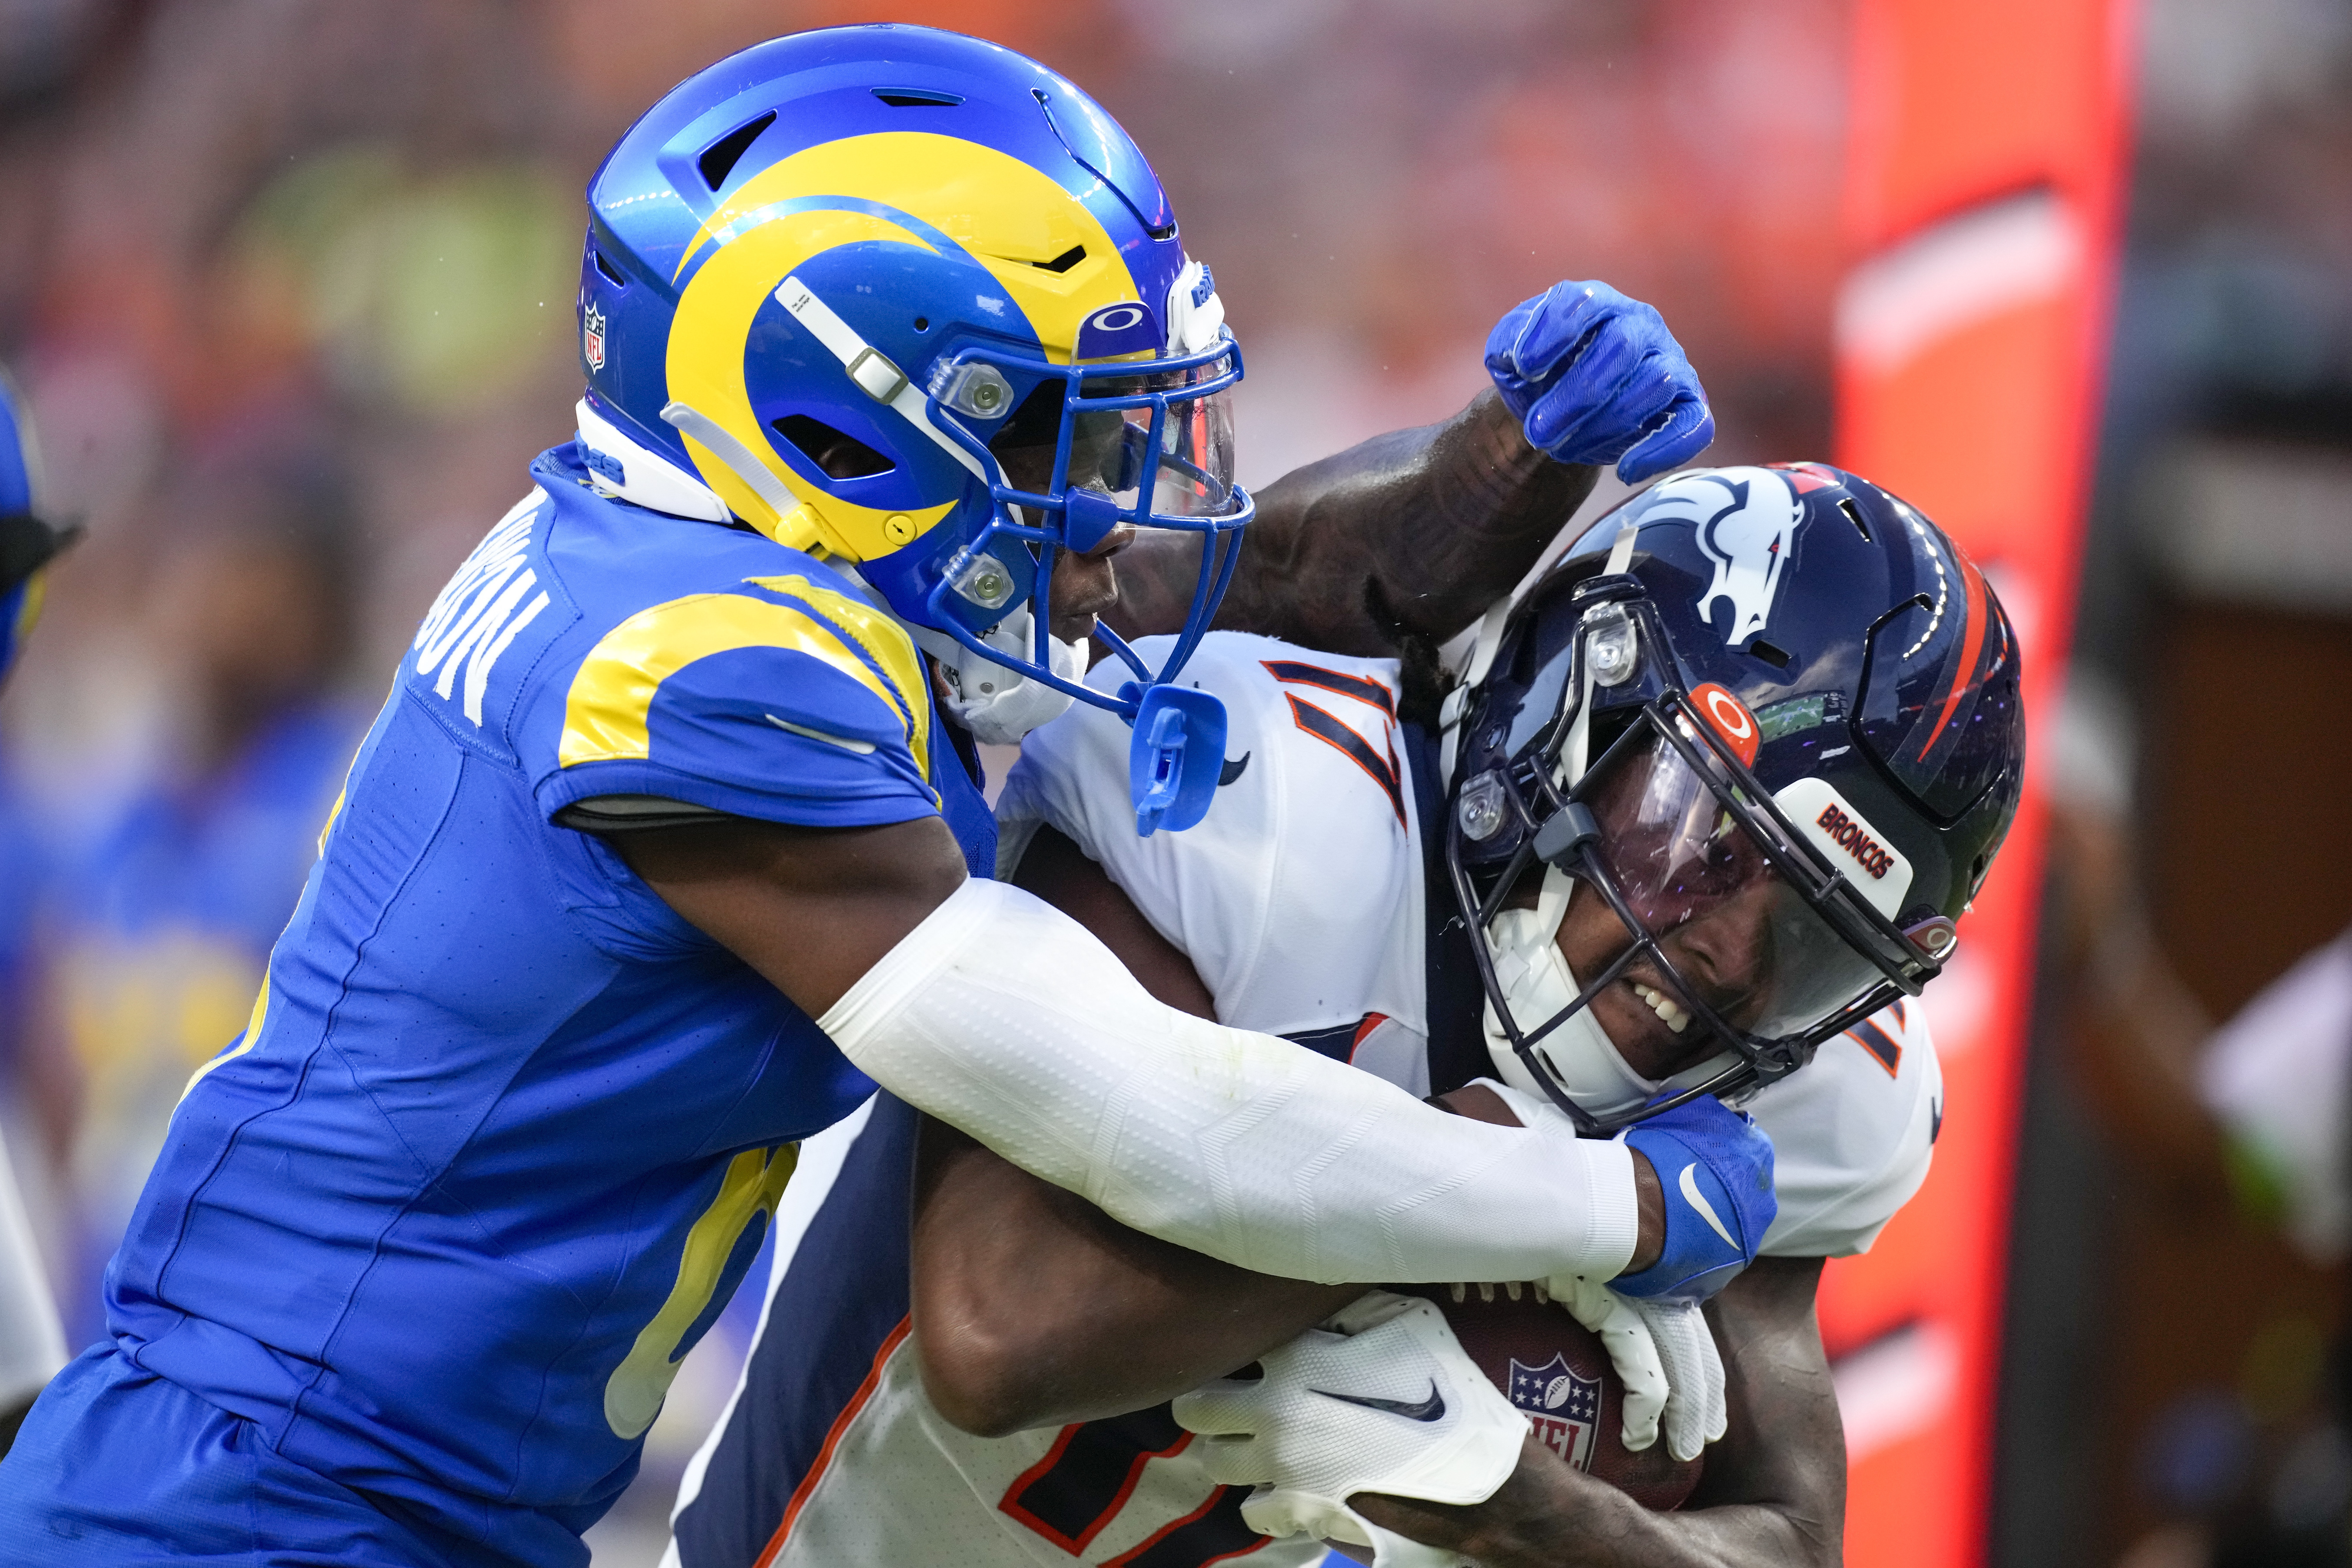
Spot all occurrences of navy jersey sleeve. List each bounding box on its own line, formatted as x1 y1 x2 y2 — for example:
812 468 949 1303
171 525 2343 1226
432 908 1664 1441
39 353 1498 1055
536 571 940 831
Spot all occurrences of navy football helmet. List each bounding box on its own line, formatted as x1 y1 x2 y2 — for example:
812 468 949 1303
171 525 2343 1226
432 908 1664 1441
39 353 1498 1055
0 369 75 689
1444 462 2023 1133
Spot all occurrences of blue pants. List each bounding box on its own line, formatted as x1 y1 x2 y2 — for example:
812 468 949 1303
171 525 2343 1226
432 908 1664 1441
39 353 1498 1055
0 1346 465 1567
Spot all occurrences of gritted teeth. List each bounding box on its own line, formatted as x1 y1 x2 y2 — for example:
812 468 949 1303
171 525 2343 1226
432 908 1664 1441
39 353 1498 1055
1630 980 1693 1035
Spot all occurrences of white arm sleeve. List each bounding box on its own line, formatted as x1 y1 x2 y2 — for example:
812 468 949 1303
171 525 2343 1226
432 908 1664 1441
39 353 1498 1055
0 1125 64 1405
820 878 1639 1286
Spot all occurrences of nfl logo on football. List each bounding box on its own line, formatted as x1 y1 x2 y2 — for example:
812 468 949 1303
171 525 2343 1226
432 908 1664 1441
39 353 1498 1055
1508 1354 1600 1471
583 302 607 372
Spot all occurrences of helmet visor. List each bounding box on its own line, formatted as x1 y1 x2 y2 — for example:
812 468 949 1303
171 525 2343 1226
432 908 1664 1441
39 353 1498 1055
1580 725 1891 1046
1074 360 1242 525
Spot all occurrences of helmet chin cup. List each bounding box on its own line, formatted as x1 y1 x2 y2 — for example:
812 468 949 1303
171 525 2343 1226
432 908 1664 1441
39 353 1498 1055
1126 682 1226 837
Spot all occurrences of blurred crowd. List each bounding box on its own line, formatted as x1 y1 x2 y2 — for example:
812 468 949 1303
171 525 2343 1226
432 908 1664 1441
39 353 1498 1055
0 1 1847 1559
0 1 2349 1566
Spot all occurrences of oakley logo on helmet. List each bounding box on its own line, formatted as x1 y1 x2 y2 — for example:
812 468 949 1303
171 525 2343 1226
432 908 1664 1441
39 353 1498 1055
1773 776 1914 918
1075 299 1163 360
1641 467 1802 646
1689 681 1759 768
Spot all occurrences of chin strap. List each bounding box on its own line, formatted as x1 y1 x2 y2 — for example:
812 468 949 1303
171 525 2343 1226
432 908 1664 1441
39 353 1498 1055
1437 598 1510 791
902 608 1092 746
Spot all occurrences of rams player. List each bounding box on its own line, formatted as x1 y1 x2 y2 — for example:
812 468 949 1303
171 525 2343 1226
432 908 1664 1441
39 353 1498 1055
0 370 72 1454
0 28 1756 1568
674 463 2019 1567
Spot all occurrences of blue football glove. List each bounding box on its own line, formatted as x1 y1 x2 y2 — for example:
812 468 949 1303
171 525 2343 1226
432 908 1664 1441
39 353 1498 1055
1610 1094 1776 1303
1484 280 1714 483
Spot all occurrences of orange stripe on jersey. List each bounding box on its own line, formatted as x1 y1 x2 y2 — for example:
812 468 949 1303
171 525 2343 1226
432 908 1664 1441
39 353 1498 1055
756 1315 911 1568
1101 1484 1273 1568
1260 660 1396 718
1847 1017 1904 1078
1282 694 1406 826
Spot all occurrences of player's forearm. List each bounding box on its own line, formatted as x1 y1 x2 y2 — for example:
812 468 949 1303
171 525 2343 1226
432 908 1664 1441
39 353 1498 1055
913 1088 1661 1435
821 878 1641 1287
912 1115 1361 1435
1358 1442 1835 1568
1109 390 1596 656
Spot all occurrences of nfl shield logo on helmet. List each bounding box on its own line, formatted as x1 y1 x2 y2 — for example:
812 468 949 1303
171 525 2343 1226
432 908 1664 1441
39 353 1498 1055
1507 1354 1600 1471
582 302 608 373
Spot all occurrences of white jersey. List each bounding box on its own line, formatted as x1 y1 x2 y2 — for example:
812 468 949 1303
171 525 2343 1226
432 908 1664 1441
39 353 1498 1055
670 631 1941 1568
999 632 1942 1260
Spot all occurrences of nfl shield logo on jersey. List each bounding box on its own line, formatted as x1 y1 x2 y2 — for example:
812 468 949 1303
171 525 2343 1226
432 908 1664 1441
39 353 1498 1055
582 302 608 372
1507 1354 1600 1470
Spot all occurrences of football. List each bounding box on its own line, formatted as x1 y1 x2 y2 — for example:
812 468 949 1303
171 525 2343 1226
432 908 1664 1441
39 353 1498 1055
1415 1281 1705 1512
1417 1083 1704 1510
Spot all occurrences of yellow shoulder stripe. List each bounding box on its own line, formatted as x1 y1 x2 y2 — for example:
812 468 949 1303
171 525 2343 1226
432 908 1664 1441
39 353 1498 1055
741 572 931 767
559 591 930 781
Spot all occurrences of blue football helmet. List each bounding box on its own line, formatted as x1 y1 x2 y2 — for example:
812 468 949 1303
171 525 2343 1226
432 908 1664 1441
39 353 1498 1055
1445 462 2024 1133
575 25 1251 831
0 369 74 689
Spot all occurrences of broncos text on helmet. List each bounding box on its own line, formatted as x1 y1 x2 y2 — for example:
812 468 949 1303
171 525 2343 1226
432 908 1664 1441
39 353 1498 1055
1443 461 2024 1133
574 25 1250 832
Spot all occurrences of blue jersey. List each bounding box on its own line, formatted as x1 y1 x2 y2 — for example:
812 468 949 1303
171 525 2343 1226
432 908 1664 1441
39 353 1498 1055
87 445 995 1565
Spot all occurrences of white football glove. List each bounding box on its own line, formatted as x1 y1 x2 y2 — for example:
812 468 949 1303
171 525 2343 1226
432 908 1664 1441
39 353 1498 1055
1172 1291 1523 1568
1545 1272 1725 1462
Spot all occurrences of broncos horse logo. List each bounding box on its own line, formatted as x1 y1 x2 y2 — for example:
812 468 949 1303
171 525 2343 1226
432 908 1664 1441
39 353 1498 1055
1638 467 1804 646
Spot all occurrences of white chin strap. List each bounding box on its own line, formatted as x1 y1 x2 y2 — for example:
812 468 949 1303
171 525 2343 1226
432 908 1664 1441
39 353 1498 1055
1478 514 1736 1120
904 608 1090 746
1482 865 1658 1123
1478 872 1740 1123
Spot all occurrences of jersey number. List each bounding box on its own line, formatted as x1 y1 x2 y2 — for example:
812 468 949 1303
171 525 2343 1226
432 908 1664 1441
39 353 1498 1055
1263 661 1406 826
999 1404 1267 1565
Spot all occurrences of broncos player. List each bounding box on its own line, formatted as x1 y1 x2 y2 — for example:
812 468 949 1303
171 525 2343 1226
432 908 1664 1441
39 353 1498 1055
0 28 1752 1568
0 369 73 1453
673 461 2018 1568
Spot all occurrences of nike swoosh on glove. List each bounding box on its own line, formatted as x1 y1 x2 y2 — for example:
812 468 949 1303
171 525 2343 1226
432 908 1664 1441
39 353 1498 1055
1465 1081 1737 1464
1484 280 1714 483
1173 1291 1523 1568
1611 1094 1777 1303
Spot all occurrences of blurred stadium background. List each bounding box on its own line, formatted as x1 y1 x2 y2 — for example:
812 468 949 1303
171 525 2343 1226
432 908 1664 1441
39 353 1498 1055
0 1 2348 1565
